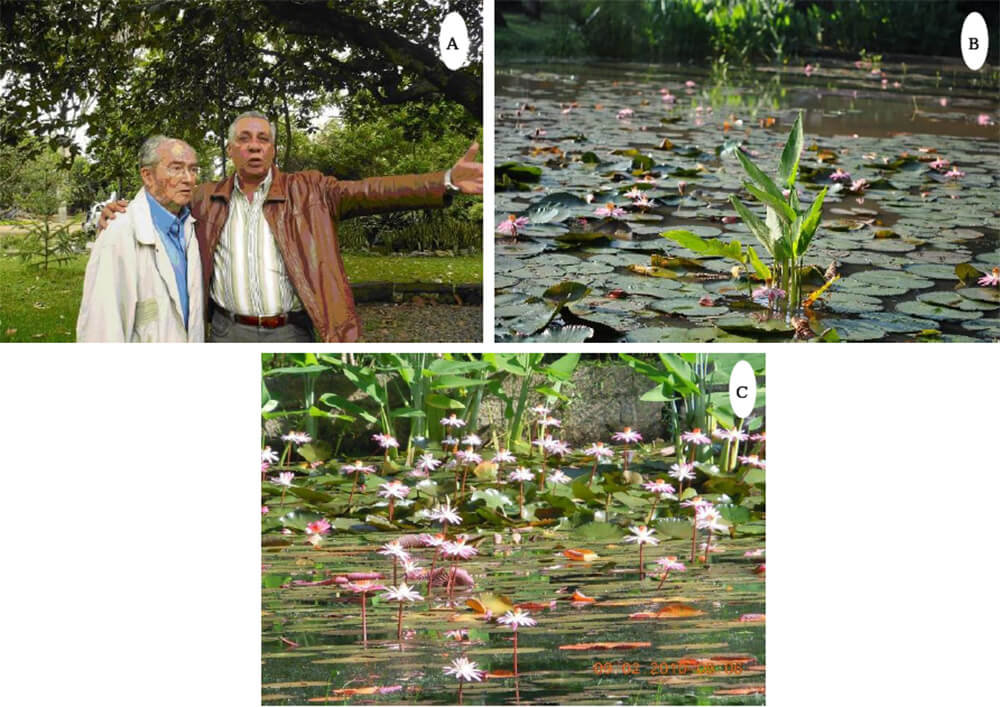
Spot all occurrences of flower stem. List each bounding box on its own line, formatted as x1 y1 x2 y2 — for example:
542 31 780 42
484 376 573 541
457 681 464 705
519 482 524 517
705 528 713 565
397 601 403 643
513 630 519 675
388 498 395 523
645 498 658 525
690 520 698 563
622 444 630 476
657 571 668 591
361 592 368 647
588 460 598 485
348 471 360 507
639 543 645 580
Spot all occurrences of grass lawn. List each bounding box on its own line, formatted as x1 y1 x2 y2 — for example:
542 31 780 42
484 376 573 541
1 252 482 343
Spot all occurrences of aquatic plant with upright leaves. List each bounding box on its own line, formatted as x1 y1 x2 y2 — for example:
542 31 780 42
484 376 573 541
662 112 828 312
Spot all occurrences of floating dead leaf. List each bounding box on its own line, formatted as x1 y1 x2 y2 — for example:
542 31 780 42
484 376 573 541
759 117 777 128
515 600 555 611
714 686 765 696
570 590 595 603
325 685 402 697
487 669 516 678
679 655 757 669
466 592 515 616
560 641 652 651
279 636 299 648
658 137 674 150
563 548 599 562
739 613 765 622
630 603 704 619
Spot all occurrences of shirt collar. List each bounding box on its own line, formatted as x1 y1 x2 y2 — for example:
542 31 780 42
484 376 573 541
234 166 274 202
144 189 190 236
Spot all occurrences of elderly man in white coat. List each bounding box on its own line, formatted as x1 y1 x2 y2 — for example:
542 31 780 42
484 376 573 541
77 136 203 342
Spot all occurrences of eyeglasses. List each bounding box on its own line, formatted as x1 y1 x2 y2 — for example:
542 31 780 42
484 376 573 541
164 164 200 178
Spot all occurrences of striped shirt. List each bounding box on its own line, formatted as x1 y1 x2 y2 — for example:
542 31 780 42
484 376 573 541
210 168 301 316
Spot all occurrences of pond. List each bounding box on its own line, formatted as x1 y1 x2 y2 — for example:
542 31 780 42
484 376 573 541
262 477 765 705
494 60 999 342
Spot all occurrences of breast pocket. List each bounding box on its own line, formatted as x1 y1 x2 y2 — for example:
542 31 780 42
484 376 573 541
135 298 159 342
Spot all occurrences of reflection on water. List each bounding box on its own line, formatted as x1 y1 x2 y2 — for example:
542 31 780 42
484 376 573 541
498 59 999 139
262 531 766 705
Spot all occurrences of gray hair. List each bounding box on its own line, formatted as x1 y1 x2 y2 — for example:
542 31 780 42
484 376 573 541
138 135 173 170
228 111 277 144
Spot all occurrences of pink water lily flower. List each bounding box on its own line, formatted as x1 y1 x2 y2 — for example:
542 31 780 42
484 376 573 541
281 431 312 445
261 447 279 464
633 194 654 209
624 525 659 546
669 462 696 482
373 433 399 449
643 478 676 496
681 429 712 446
713 427 749 442
415 453 442 473
498 608 537 676
440 413 467 429
829 168 852 183
595 202 627 218
977 113 993 126
271 471 295 487
685 80 696 88
624 186 643 199
848 178 869 193
547 469 571 484
461 434 482 447
752 285 787 305
662 92 676 104
444 656 485 685
612 427 643 444
530 405 551 417
655 555 687 590
492 449 517 464
378 480 411 501
803 64 813 77
944 167 965 179
584 442 615 459
929 158 949 170
977 268 999 287
496 214 530 236
738 454 766 468
617 108 634 119
305 519 331 537
456 449 482 465
261 505 269 514
508 466 535 483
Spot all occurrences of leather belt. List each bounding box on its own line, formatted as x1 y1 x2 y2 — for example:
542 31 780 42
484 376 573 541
214 304 297 329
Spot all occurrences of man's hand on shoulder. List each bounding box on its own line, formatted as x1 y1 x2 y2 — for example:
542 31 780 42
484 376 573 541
449 141 483 195
97 200 129 232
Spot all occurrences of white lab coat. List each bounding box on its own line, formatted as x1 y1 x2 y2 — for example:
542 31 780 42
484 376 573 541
76 188 204 342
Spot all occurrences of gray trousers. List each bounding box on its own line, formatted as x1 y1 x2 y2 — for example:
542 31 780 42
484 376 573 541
207 308 315 343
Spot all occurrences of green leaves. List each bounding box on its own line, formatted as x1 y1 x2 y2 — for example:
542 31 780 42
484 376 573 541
660 229 744 262
779 111 804 188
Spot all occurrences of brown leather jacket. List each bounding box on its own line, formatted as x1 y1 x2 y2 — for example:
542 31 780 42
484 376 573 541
189 167 450 342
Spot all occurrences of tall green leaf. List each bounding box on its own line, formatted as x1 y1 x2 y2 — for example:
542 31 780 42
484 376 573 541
746 245 772 281
779 111 804 188
729 197 774 257
797 186 828 255
660 229 743 262
735 148 785 203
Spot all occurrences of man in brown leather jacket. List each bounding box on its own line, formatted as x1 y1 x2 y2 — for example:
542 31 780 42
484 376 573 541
103 110 482 342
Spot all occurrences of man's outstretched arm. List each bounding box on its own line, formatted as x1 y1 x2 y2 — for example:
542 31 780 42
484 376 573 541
327 141 483 220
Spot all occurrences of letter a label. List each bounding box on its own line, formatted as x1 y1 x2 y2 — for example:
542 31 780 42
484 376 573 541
439 12 470 70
